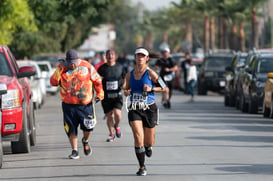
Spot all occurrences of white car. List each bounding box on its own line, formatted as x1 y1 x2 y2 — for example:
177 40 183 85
17 60 46 109
36 61 59 95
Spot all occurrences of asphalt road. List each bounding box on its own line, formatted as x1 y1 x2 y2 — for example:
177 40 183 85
1 90 273 181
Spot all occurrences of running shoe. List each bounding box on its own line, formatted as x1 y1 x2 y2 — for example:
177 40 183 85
145 146 152 157
106 134 115 142
68 150 80 159
82 138 92 156
136 166 147 176
115 126 122 138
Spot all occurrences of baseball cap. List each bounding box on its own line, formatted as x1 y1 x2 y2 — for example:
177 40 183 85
161 47 170 53
135 48 149 56
66 49 78 64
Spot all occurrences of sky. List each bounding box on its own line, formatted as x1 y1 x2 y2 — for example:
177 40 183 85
131 0 181 11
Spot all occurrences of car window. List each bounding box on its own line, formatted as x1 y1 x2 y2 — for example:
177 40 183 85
204 57 232 71
0 52 13 77
34 56 59 68
38 64 49 71
257 58 273 73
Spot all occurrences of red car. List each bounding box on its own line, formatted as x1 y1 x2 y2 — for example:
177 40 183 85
0 45 36 154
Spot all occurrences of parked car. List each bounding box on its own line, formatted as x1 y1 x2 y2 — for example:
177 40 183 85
197 50 235 95
33 54 65 68
263 72 273 117
224 52 248 106
17 60 46 109
36 61 59 95
0 45 36 153
0 83 7 168
236 48 273 110
240 52 273 113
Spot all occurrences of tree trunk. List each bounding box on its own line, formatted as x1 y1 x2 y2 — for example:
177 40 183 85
230 22 237 50
218 15 224 49
183 21 192 52
209 17 215 50
143 31 153 50
204 16 210 53
239 22 245 52
223 19 229 49
251 7 259 49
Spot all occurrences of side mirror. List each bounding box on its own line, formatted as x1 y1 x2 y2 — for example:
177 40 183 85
16 66 36 78
267 72 273 79
0 83 7 95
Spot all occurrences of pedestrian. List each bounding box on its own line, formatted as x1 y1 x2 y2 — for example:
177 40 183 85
50 49 104 159
94 51 107 71
123 47 167 176
97 49 127 142
181 52 191 93
155 47 177 108
187 58 197 102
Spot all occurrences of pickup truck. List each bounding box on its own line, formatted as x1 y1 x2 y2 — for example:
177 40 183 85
0 45 36 154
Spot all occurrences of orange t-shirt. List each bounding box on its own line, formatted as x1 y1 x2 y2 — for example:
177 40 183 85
50 59 104 105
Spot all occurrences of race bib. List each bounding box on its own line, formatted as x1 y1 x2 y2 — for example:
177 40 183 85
106 81 118 90
132 93 148 104
84 117 96 129
164 74 173 81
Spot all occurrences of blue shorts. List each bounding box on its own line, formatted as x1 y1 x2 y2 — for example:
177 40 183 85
62 102 95 136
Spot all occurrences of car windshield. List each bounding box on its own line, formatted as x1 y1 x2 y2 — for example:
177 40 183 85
0 52 13 77
257 58 273 73
204 57 232 71
38 64 49 71
34 56 59 68
238 56 247 65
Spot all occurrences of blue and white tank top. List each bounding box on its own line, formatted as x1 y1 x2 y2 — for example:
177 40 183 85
130 68 155 104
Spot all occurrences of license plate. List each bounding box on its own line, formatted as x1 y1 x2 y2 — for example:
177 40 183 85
220 81 225 87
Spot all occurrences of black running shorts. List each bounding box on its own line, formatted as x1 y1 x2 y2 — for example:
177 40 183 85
101 96 123 114
128 103 158 128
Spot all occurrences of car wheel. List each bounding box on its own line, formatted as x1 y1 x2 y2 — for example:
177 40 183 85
248 98 258 114
29 100 36 146
240 96 248 113
11 102 31 154
224 95 229 106
270 101 273 118
229 94 235 107
263 101 270 117
197 83 207 95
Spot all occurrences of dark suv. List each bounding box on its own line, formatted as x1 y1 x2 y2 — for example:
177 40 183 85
224 52 248 106
240 51 273 113
198 50 234 95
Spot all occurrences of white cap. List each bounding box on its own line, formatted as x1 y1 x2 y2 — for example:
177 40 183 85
135 48 149 56
161 47 170 52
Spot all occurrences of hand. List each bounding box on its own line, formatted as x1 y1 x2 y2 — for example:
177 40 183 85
143 84 152 92
95 97 100 103
165 67 170 72
124 89 131 96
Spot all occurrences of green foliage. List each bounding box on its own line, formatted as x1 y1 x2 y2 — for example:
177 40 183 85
10 0 113 58
0 0 37 45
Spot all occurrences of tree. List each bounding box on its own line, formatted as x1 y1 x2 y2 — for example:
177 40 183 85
0 0 37 45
